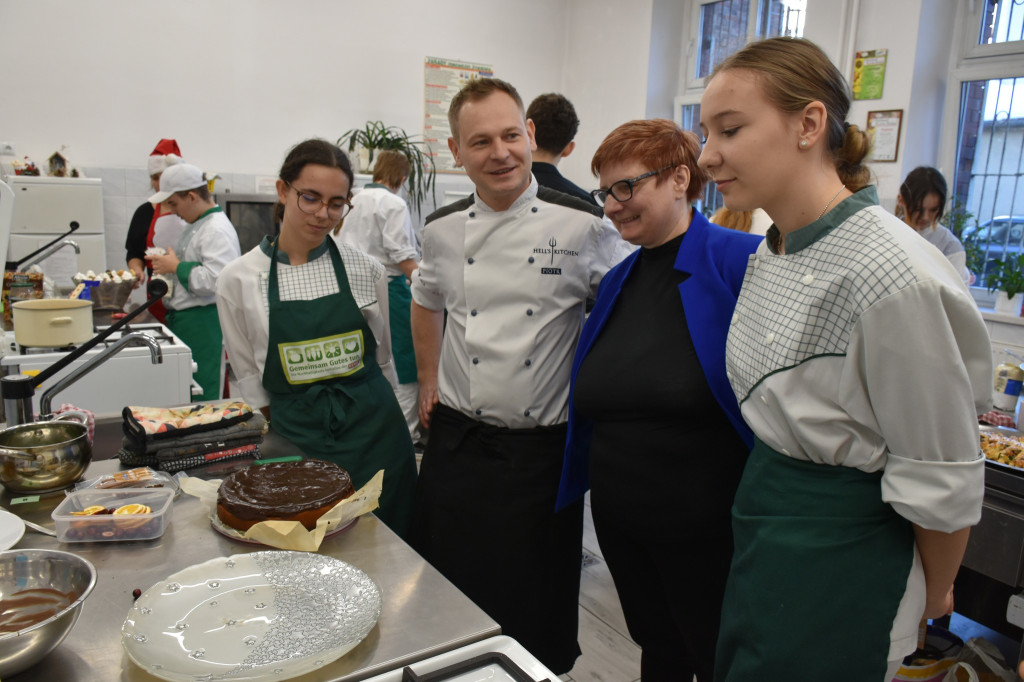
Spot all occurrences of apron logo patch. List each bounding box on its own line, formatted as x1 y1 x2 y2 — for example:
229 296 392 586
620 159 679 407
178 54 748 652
278 331 365 385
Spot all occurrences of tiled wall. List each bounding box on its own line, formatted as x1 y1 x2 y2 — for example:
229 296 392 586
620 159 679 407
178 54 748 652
81 166 268 273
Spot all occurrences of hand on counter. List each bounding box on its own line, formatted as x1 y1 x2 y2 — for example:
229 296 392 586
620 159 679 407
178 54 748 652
148 248 181 276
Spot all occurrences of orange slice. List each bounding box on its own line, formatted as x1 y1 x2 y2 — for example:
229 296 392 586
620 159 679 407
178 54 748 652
70 505 107 516
113 504 152 515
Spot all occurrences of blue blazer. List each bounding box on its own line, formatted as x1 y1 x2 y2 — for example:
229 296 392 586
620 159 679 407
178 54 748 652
555 209 762 511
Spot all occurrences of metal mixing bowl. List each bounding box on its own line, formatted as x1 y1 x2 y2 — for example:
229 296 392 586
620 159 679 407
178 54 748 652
0 549 96 677
0 420 92 493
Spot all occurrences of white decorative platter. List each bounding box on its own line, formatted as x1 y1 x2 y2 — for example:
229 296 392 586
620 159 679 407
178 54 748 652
0 510 25 550
122 551 382 682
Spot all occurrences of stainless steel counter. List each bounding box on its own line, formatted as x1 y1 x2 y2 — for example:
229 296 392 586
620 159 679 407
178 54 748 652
3 458 500 681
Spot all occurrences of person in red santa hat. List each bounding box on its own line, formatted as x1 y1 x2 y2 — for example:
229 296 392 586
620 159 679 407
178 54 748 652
124 138 188 322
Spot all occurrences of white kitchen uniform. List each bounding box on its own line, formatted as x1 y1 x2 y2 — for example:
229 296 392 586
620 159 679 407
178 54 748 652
918 223 972 285
167 209 240 311
334 184 419 276
720 186 990 673
216 237 396 410
411 177 631 428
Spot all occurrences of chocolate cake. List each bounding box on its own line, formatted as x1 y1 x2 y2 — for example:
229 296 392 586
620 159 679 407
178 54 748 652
216 459 354 532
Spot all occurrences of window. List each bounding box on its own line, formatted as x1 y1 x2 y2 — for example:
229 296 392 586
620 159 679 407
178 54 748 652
944 0 1024 290
679 0 806 215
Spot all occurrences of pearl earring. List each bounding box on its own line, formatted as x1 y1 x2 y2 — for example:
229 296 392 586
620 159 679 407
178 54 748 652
799 140 808 148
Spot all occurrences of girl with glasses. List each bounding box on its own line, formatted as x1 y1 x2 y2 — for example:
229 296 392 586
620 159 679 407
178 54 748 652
698 37 990 681
215 138 417 538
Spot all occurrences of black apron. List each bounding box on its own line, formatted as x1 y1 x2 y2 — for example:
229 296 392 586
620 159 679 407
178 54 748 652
262 238 416 538
714 438 915 681
409 403 584 674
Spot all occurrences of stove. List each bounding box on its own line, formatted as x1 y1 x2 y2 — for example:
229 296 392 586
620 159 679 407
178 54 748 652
0 322 198 420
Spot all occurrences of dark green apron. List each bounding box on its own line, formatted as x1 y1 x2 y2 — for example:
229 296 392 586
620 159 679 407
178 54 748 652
262 238 416 538
386 275 417 384
166 304 222 401
715 438 914 681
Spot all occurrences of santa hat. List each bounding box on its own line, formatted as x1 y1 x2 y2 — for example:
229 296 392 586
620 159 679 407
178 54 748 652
148 139 183 176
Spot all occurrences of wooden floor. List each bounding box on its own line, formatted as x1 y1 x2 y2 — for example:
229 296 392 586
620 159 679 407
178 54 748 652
560 493 643 682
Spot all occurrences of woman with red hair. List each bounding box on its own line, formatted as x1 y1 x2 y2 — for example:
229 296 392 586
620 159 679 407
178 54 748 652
556 118 761 681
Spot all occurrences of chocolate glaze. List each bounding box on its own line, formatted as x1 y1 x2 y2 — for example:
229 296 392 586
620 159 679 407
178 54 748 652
217 459 354 521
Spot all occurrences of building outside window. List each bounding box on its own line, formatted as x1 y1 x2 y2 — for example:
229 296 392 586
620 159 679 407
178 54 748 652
677 0 807 215
944 0 1024 291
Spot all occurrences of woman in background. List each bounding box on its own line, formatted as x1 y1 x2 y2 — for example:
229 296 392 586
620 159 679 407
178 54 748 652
124 138 187 321
216 139 417 538
332 150 421 445
699 37 990 681
557 119 761 681
897 166 973 284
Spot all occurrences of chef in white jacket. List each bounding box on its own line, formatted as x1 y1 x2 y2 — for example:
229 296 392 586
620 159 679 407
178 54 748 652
149 163 241 401
408 77 629 675
333 150 421 443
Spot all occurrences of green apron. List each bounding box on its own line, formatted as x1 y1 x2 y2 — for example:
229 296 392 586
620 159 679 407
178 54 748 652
386 275 417 384
715 438 914 681
262 238 416 538
166 304 222 401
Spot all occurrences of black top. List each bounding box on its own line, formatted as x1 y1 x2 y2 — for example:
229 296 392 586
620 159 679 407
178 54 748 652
573 232 748 530
531 162 599 207
125 201 155 264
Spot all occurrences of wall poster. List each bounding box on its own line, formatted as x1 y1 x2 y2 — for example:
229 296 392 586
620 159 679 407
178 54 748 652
424 57 494 174
865 109 903 163
852 49 887 100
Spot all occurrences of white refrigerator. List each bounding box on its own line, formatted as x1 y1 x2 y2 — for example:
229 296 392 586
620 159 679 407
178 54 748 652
5 175 106 291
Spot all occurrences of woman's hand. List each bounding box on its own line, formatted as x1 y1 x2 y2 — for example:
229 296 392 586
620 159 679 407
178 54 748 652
148 248 180 276
127 258 146 289
923 585 955 620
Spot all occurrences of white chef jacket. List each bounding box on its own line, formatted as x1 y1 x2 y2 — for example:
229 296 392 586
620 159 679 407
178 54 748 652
411 177 630 429
333 184 418 277
168 208 240 311
919 223 972 285
726 187 990 660
216 238 396 409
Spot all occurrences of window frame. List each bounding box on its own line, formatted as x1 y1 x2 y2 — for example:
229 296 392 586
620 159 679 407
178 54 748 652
939 0 1024 301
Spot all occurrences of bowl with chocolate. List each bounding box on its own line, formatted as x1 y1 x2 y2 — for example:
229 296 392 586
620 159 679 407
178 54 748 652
0 549 97 677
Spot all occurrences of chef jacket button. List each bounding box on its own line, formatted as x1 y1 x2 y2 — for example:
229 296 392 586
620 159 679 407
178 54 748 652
528 257 535 264
524 409 531 417
468 257 475 264
801 274 814 285
765 332 775 344
531 207 538 213
526 309 533 316
525 359 532 367
469 212 476 218
475 409 482 416
471 309 477 316
760 395 767 404
472 357 479 364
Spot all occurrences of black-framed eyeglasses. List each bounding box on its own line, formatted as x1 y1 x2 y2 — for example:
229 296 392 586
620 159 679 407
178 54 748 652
590 165 674 207
287 182 353 220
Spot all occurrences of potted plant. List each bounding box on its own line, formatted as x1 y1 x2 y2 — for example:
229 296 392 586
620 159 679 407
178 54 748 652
987 252 1024 315
337 122 436 216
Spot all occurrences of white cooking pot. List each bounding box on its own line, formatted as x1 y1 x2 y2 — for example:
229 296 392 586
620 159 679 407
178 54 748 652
12 299 93 347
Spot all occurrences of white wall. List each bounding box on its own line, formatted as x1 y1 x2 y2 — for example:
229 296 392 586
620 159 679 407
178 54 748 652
557 0 654 189
0 0 575 175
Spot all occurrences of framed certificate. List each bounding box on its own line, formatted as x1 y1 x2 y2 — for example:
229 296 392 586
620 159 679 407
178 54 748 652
865 109 903 163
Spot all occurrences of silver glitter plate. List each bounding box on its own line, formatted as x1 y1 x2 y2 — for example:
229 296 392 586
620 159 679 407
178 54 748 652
122 551 382 681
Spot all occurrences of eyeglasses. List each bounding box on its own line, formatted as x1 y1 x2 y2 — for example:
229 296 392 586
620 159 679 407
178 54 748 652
590 165 674 207
287 183 353 220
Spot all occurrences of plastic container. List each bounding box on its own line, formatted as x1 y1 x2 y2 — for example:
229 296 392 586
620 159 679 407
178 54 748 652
52 488 173 543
